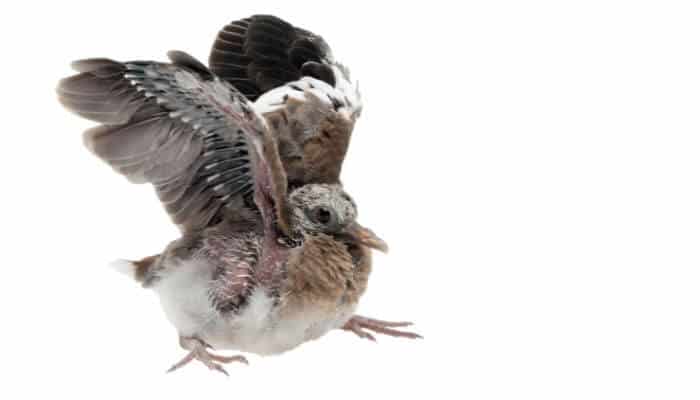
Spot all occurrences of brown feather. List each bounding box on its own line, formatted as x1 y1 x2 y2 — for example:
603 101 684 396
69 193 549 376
280 234 371 316
299 116 354 184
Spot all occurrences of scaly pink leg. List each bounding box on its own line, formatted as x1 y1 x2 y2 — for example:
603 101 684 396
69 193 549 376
342 315 423 341
166 337 248 376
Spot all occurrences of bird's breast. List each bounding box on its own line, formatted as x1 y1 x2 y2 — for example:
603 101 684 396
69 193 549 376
205 286 358 355
281 234 370 313
207 235 372 355
151 233 372 356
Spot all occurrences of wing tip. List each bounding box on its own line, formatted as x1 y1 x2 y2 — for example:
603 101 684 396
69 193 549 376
70 58 120 73
167 50 211 78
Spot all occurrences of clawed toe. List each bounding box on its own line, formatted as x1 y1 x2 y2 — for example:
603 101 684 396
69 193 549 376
342 315 422 341
208 353 249 365
167 337 248 376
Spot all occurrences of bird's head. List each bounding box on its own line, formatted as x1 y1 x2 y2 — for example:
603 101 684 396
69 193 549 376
287 184 387 252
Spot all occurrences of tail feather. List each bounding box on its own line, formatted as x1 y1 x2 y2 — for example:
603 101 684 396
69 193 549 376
110 259 137 279
109 255 159 282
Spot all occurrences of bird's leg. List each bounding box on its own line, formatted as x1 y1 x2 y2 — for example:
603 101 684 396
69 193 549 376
342 315 423 341
166 336 248 376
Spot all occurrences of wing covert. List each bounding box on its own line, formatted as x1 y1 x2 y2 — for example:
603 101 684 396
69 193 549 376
58 53 263 231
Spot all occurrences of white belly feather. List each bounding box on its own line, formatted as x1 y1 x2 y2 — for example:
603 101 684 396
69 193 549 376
152 259 355 355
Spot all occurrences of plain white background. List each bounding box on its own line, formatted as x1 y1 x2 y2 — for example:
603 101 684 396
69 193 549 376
1 0 698 398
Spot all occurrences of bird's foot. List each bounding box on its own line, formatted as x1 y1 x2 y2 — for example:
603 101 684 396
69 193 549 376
166 337 248 376
342 315 423 341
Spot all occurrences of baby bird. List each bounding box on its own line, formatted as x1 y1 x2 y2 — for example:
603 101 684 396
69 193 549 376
140 183 404 374
57 15 420 375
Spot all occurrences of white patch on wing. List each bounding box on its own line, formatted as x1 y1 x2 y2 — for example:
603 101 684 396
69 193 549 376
254 84 306 114
330 64 362 114
254 72 361 120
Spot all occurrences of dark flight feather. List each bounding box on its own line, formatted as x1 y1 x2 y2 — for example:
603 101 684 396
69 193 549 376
209 15 335 101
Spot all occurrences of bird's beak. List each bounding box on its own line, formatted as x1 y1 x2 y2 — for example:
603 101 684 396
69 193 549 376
343 222 389 253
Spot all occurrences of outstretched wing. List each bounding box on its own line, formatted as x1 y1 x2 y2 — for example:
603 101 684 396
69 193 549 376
209 14 335 101
58 51 288 233
209 15 362 187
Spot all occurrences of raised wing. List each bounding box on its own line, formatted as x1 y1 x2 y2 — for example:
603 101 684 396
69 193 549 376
209 15 362 187
58 51 289 233
209 14 335 101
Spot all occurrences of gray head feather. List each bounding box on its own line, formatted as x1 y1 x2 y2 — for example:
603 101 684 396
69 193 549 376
288 184 357 235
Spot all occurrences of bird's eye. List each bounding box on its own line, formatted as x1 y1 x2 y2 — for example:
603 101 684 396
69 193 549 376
315 207 333 225
305 206 339 230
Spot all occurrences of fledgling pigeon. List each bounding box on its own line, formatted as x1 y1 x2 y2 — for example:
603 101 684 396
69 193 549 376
57 15 420 375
